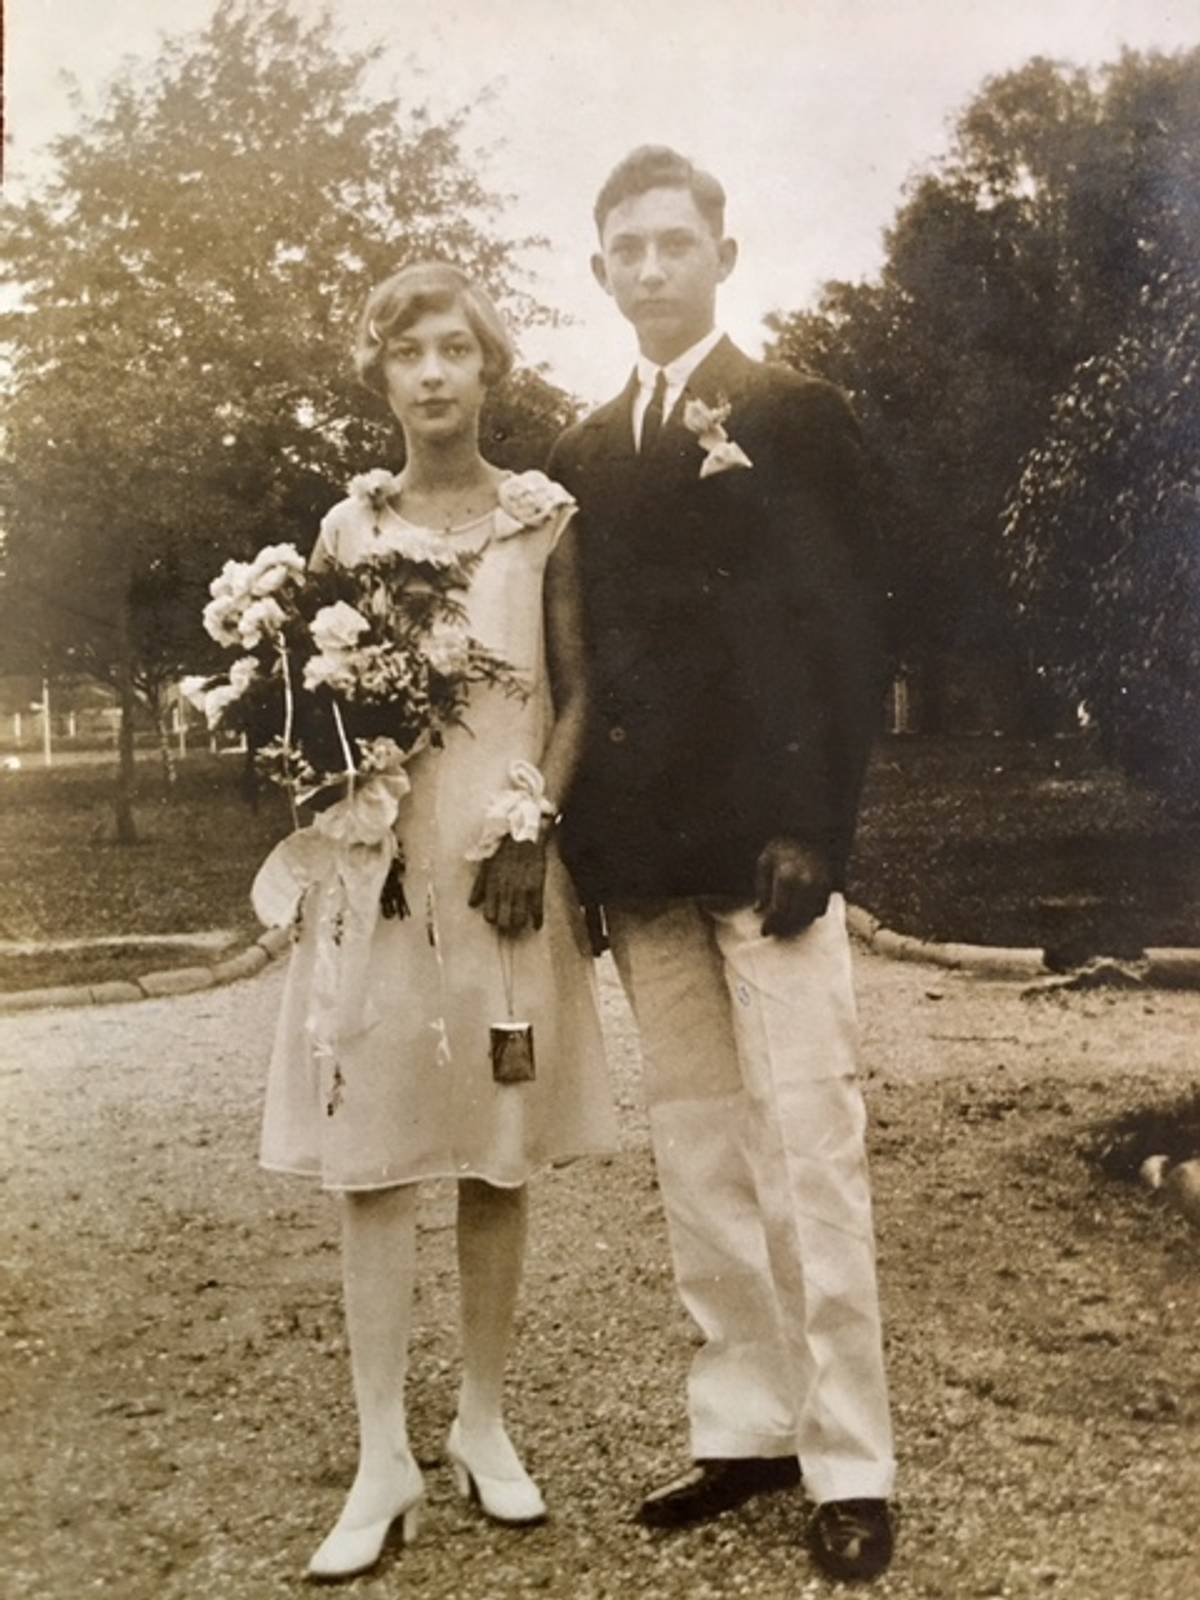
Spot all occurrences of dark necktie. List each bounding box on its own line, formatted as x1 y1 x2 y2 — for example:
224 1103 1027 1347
639 368 668 453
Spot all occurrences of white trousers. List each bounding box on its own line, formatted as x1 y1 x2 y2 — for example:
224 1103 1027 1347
607 893 895 1504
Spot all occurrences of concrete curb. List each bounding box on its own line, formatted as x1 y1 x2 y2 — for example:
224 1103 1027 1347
4 903 1200 1015
845 903 1200 990
0 925 292 1015
1144 949 1200 989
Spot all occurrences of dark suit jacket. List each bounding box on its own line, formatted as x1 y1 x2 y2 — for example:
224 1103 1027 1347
548 336 885 905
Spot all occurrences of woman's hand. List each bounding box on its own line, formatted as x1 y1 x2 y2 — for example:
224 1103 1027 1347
469 835 548 934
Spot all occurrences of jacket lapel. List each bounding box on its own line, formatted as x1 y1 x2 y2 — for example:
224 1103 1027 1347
582 338 754 468
643 336 757 474
577 340 758 522
670 335 755 431
582 369 638 464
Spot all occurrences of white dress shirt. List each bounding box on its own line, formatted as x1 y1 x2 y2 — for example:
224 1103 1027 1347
632 326 726 449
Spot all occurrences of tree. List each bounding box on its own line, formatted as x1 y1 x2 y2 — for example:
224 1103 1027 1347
1 0 571 839
765 47 1200 738
1005 272 1200 802
480 368 581 473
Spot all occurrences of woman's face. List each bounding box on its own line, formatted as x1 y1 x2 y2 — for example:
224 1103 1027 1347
381 306 487 442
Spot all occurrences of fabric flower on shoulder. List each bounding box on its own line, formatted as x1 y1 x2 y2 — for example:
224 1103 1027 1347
339 469 460 569
348 469 403 513
494 471 575 539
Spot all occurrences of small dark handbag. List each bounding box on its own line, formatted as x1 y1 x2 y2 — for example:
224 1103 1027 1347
490 1021 536 1084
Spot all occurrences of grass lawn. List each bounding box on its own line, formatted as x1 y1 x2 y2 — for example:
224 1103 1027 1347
851 734 1200 959
1 736 1197 992
0 755 292 991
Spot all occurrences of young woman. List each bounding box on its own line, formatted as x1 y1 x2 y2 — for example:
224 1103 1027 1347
258 262 617 1581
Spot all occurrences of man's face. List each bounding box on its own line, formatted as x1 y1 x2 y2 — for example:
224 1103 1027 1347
592 185 737 364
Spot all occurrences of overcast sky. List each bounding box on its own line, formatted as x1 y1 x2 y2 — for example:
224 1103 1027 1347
7 0 1197 401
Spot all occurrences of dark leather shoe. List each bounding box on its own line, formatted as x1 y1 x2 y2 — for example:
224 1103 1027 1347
808 1499 893 1582
637 1456 800 1528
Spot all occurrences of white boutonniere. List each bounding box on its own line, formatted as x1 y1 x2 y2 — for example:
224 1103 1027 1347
682 396 753 479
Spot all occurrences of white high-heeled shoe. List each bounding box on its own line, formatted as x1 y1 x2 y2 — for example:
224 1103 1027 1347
445 1418 547 1525
306 1457 425 1583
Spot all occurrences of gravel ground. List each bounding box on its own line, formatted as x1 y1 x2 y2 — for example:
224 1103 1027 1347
1 950 1198 1600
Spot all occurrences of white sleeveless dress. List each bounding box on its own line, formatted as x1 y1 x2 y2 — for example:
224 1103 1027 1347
258 486 618 1190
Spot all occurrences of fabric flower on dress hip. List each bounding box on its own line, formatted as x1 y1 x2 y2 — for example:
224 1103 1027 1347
465 760 557 860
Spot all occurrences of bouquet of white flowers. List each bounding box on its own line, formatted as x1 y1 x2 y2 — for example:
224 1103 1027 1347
186 518 525 921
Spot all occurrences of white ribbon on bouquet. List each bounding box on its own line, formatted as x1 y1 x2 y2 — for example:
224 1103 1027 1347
251 770 409 1111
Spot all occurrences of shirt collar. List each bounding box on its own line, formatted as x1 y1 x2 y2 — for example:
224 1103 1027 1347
635 327 725 393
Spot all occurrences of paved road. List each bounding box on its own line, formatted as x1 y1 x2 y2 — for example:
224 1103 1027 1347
2 951 1198 1599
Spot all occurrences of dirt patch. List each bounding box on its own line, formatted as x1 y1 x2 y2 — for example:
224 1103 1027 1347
2 956 1198 1599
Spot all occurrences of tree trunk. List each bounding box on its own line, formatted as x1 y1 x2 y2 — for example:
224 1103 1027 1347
113 599 138 845
153 689 177 790
241 736 260 812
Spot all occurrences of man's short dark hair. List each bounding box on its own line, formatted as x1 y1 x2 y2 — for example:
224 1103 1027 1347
593 146 726 240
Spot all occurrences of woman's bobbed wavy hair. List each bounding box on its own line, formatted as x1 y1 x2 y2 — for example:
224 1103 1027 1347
353 262 515 394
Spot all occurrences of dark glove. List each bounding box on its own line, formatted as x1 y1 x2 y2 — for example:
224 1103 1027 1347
468 836 547 934
754 837 833 938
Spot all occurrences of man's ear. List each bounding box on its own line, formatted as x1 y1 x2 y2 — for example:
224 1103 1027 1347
716 236 738 284
591 252 612 295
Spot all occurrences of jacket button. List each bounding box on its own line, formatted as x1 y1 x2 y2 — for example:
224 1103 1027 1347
608 725 627 744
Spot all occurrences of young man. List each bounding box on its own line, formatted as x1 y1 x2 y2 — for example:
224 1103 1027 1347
548 146 896 1583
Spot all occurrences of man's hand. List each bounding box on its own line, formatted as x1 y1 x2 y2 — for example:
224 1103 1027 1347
754 838 833 938
468 836 547 934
